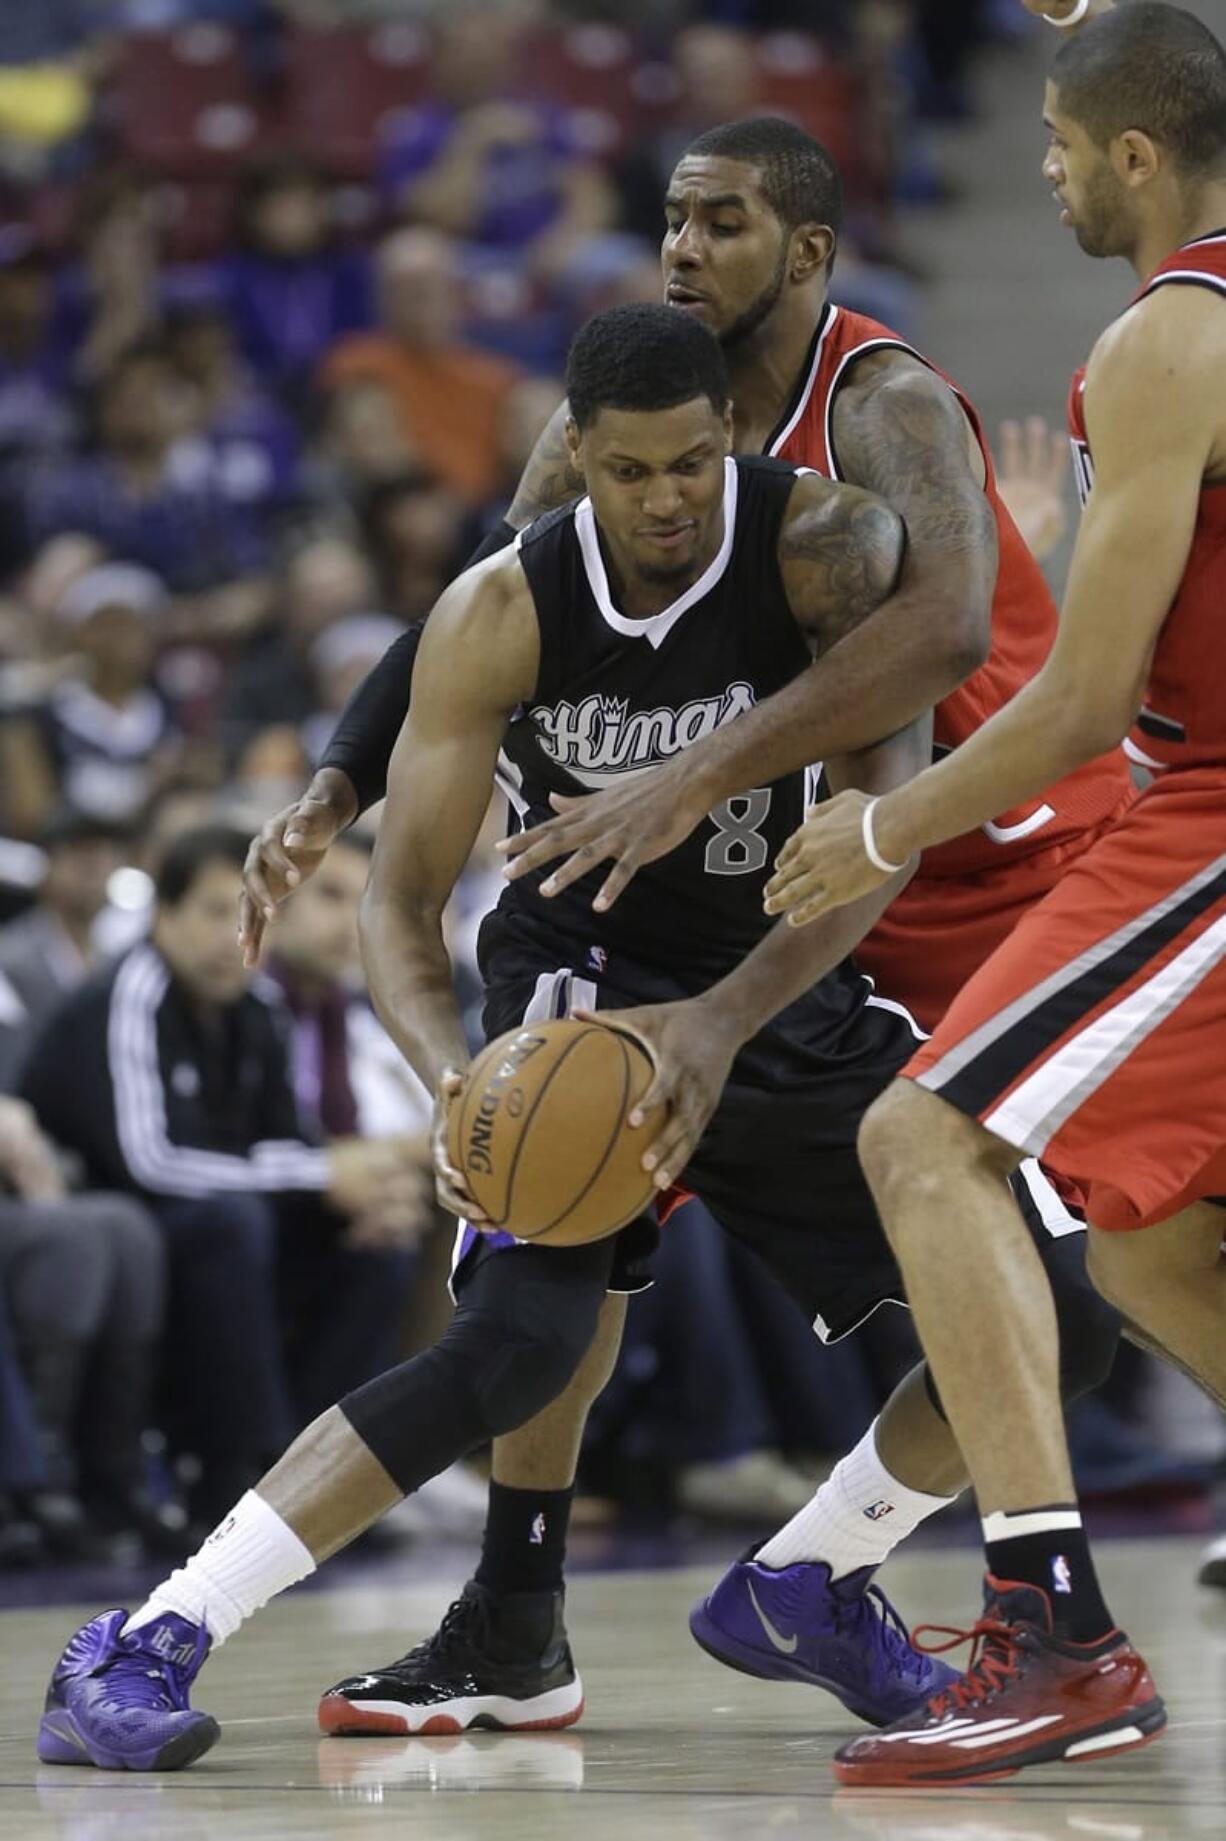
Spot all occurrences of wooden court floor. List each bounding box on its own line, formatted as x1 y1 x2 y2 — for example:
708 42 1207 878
1 1538 1223 1840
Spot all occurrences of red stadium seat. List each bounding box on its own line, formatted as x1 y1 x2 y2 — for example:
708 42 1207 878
110 26 268 179
282 24 431 179
519 24 645 159
755 33 864 182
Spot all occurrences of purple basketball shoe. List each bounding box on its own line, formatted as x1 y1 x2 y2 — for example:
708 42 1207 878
689 1553 958 1728
37 1609 219 1771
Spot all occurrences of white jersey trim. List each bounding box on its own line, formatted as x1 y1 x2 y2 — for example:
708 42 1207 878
573 456 738 651
766 304 843 458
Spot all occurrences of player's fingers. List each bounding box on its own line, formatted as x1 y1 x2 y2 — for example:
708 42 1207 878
237 891 266 967
999 417 1023 478
644 1103 700 1188
282 796 338 855
786 889 832 928
764 866 821 914
763 853 810 905
548 792 585 815
540 840 606 898
592 846 640 914
500 825 571 881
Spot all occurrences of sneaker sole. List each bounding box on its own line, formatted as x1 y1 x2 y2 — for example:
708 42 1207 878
832 1696 1167 1787
317 1680 585 1738
37 1709 221 1772
688 1601 939 1730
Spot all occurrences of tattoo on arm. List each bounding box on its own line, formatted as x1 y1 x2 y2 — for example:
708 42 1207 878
779 490 907 657
832 354 998 561
506 400 586 530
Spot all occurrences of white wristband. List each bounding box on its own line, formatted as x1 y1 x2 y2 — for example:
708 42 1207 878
1043 0 1090 28
862 798 908 874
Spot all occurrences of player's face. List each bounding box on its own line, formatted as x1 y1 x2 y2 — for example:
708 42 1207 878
1042 84 1131 259
574 398 733 588
662 157 794 348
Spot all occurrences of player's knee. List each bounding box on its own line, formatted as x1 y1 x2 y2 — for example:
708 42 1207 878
857 1081 917 1201
456 1284 602 1436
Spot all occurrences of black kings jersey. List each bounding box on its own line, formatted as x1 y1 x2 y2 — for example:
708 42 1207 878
495 455 863 1014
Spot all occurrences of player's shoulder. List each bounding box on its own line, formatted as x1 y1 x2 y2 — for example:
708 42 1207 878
1089 280 1226 405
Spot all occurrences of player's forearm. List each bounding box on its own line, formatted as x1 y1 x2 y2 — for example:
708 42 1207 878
705 865 916 1045
671 585 981 814
359 898 470 1094
872 674 1104 865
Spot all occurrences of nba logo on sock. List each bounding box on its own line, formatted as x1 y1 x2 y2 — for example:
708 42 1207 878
1052 1553 1073 1595
530 1512 547 1546
863 1500 895 1522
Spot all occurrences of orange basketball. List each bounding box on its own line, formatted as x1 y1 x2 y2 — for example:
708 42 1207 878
447 1018 667 1246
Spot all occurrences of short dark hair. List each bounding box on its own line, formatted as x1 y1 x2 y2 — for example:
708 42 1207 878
155 824 249 907
565 304 729 430
38 805 131 853
1052 3 1226 174
683 115 843 244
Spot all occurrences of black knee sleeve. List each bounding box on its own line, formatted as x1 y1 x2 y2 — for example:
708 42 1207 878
339 1242 612 1495
922 1228 1121 1424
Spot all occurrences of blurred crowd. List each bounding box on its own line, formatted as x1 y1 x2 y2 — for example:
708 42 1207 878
0 0 1203 1576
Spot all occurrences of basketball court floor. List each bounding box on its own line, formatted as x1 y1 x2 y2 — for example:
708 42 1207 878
1 1536 1222 1839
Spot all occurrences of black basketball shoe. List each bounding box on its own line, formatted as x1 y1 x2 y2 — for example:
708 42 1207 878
318 1581 584 1736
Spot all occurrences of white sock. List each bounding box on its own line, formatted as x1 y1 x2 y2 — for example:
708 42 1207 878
755 1419 960 1577
123 1491 316 1648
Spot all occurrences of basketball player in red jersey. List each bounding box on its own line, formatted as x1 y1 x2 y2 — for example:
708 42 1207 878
760 0 1226 1786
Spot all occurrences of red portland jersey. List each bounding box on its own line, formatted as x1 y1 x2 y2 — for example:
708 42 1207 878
771 303 1132 878
1069 230 1226 773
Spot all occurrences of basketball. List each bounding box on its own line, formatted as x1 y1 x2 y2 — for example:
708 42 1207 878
446 1018 667 1245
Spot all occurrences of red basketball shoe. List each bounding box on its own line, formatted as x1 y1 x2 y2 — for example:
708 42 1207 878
832 1576 1165 1788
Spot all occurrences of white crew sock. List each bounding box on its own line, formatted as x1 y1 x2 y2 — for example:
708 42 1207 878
755 1419 960 1578
123 1491 316 1648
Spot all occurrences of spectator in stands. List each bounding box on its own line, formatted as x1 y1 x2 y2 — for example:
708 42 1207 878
359 469 465 623
304 375 423 514
0 230 77 467
21 341 277 594
163 279 303 516
300 613 406 768
222 529 379 753
222 154 372 396
0 1297 46 1567
379 7 614 286
0 1093 182 1561
0 806 126 1064
616 24 761 245
20 824 425 1523
323 228 521 508
262 827 432 1422
0 562 183 839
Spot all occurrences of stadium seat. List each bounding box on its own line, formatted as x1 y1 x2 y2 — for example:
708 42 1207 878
110 25 268 179
282 24 431 179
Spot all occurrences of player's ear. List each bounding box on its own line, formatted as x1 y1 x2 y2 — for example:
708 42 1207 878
792 223 834 284
564 415 586 479
1113 128 1161 190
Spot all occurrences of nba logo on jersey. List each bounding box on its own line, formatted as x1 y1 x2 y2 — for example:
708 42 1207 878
588 945 608 973
863 1500 895 1523
1052 1554 1073 1595
530 1513 547 1546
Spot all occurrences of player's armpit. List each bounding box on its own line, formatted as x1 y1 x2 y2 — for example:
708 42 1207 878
505 397 584 530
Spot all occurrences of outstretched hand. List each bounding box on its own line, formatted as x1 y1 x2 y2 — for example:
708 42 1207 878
575 1000 739 1192
997 416 1070 564
238 771 358 967
497 768 707 912
763 790 893 928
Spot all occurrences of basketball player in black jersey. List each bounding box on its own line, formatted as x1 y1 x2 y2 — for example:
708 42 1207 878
37 304 965 1769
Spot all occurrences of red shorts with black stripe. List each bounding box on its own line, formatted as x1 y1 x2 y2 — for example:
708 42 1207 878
903 768 1226 1231
857 790 1135 1032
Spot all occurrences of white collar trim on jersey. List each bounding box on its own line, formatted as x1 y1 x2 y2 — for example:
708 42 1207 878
767 304 841 458
574 455 739 651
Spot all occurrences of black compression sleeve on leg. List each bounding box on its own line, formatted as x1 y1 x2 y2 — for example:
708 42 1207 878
339 1239 613 1496
319 625 423 817
318 520 517 817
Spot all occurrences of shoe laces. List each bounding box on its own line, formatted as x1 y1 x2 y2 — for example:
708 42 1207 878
913 1615 1025 1715
836 1583 927 1680
104 1622 209 1713
406 1589 488 1665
